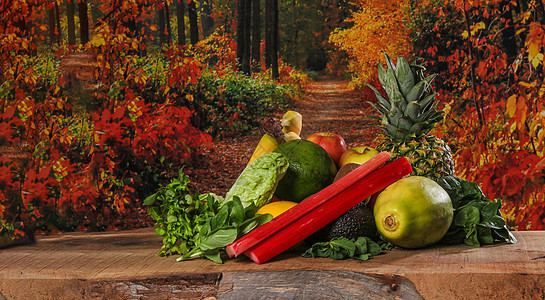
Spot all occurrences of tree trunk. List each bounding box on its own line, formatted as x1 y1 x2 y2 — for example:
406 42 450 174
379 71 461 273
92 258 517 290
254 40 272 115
55 2 62 43
48 5 57 45
265 0 272 68
66 0 76 45
237 0 245 71
78 0 89 44
200 0 214 39
462 1 484 127
188 0 199 45
271 0 279 79
158 6 166 45
242 0 251 75
251 0 260 72
176 0 186 45
165 4 172 43
500 1 517 64
537 0 545 23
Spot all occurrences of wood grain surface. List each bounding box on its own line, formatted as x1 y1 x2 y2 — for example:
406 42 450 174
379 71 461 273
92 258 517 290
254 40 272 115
0 227 544 299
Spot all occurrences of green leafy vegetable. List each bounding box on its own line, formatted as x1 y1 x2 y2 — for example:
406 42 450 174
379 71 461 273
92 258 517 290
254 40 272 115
144 168 221 257
302 237 382 261
144 168 272 263
177 196 273 263
224 152 289 208
437 176 517 247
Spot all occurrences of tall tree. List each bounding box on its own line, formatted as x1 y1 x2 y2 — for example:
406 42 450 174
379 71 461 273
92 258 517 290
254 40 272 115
242 0 251 74
188 0 199 45
499 1 517 64
165 3 172 41
48 3 57 45
265 0 278 78
271 0 278 79
66 0 76 45
55 2 62 43
200 0 214 39
237 0 245 70
251 0 260 72
237 0 251 74
176 0 186 45
265 0 272 68
78 0 89 44
158 5 167 45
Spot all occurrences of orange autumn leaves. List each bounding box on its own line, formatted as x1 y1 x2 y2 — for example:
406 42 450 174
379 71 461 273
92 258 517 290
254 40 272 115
329 0 412 86
330 0 545 229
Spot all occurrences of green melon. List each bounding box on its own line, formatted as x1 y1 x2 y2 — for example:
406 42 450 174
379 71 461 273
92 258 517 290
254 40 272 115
273 139 337 203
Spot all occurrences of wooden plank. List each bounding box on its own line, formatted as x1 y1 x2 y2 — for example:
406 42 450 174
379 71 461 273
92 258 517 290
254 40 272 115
0 228 544 299
218 270 423 300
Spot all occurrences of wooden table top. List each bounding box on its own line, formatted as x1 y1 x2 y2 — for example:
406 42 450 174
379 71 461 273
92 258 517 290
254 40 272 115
1 227 544 299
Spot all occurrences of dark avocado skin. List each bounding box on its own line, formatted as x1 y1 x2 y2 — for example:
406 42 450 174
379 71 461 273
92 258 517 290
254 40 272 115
306 202 379 245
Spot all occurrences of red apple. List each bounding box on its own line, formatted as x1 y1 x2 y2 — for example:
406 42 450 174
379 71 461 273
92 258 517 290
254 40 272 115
338 146 379 167
307 132 347 167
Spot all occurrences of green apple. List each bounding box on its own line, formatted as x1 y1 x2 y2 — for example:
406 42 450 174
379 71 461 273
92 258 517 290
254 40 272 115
338 146 379 167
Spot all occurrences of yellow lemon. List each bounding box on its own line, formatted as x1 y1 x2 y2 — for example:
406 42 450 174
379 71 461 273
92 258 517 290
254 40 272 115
257 201 298 218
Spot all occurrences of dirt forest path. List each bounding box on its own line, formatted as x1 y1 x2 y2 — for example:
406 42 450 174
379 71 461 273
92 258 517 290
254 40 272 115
187 76 378 196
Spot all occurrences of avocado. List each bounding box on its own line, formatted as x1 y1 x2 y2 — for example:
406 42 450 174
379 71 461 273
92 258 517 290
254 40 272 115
306 202 379 245
273 140 337 203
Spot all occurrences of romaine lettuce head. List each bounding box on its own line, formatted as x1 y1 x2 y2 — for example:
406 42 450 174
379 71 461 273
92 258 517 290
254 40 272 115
224 152 289 208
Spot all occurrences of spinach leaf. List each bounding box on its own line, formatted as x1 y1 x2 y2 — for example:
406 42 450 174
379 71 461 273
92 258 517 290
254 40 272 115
454 206 480 227
436 176 485 209
303 237 383 261
437 176 517 247
199 228 238 251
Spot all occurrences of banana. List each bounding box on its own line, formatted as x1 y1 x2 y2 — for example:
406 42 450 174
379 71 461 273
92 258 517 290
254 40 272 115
247 133 280 166
281 110 303 136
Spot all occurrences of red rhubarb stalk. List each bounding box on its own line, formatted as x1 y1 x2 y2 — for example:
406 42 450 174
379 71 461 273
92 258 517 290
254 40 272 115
244 157 412 264
225 151 391 258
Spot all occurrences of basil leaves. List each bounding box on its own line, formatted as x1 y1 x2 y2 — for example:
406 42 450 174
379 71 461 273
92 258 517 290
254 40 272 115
437 176 517 247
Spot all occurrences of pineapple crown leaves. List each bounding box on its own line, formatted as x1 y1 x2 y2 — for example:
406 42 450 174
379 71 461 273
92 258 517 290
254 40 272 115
366 52 445 142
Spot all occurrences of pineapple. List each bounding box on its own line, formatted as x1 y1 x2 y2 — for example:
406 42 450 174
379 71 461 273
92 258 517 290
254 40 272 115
367 52 455 181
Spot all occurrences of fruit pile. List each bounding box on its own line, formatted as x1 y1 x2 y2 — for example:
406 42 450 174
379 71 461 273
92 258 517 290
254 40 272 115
147 53 516 264
234 53 515 259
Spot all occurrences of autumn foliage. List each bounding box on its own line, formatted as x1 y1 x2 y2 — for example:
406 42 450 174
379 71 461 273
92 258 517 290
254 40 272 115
333 0 545 229
0 0 309 239
329 0 412 86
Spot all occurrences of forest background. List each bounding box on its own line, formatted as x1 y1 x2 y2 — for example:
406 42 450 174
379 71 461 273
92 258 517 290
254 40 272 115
1 0 544 241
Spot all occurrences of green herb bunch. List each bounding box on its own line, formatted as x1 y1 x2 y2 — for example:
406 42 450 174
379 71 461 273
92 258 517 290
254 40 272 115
144 169 217 257
303 237 383 261
176 195 272 263
144 169 272 263
437 176 517 247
